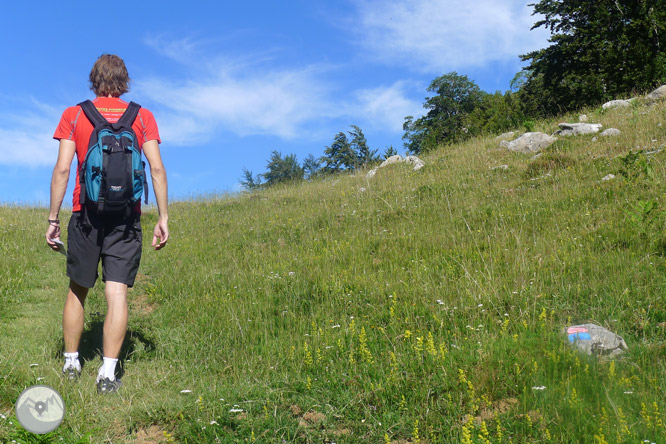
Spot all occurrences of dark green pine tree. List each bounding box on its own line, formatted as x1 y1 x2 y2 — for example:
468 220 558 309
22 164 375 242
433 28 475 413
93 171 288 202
263 151 303 186
349 125 379 167
520 0 666 113
321 132 356 173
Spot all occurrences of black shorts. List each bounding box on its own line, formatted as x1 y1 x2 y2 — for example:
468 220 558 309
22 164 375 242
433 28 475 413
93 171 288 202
66 211 142 288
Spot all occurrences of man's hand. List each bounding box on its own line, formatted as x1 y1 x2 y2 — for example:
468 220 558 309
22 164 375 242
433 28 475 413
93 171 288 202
46 223 61 250
152 218 169 250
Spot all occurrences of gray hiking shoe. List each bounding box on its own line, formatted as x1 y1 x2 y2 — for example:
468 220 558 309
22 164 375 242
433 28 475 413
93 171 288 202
96 377 121 394
62 365 81 381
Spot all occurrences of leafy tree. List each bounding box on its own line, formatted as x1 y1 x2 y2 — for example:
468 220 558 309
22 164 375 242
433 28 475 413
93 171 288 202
263 151 304 186
403 72 485 154
463 91 525 136
521 0 666 113
321 132 356 173
349 125 380 167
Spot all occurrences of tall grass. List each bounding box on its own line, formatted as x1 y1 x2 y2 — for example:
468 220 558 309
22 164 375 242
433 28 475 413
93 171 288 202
2 99 666 442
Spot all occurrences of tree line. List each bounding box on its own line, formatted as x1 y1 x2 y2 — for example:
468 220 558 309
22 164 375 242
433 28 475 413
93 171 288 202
241 126 397 190
243 0 666 188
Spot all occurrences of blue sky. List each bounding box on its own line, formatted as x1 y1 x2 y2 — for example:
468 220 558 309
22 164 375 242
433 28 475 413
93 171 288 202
0 0 549 206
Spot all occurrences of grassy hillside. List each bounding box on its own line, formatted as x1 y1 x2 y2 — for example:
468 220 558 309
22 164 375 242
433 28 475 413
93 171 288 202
3 100 666 443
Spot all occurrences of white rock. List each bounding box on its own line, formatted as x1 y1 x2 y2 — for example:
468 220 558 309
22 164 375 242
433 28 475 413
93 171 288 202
602 99 632 110
579 114 588 122
495 131 515 142
555 123 603 136
404 155 425 170
601 128 621 137
379 155 403 167
602 174 615 181
647 85 666 101
365 168 378 179
491 165 509 170
503 132 557 154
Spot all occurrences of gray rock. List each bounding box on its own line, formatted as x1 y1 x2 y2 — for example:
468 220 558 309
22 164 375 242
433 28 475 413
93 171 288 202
602 99 632 110
647 85 666 101
601 128 621 137
495 131 516 142
579 114 588 122
404 155 425 171
380 155 403 167
491 164 509 170
503 132 557 154
367 154 425 179
566 324 627 357
555 123 603 136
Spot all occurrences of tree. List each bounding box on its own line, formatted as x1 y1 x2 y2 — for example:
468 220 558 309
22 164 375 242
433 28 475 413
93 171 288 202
403 72 485 154
321 132 356 173
348 125 380 167
383 145 398 159
263 151 303 186
302 154 321 179
521 0 666 113
240 167 262 191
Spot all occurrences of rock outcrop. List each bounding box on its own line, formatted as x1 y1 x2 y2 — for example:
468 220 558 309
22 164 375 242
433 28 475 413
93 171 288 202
602 99 632 110
366 155 425 178
500 132 557 154
554 123 602 136
647 85 666 101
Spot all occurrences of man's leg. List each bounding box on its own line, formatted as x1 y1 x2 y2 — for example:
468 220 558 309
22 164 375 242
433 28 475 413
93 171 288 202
62 280 88 378
63 280 88 352
103 280 128 359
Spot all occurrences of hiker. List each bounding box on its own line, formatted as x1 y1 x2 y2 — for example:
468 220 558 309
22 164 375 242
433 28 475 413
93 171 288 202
45 54 169 394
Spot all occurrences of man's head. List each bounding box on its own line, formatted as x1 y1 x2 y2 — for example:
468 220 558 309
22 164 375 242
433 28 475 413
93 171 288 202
89 54 130 97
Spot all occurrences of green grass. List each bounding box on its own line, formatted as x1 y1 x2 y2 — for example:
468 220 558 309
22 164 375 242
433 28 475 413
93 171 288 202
3 101 666 442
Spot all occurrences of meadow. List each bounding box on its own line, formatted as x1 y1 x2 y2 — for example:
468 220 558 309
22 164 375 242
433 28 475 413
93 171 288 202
3 99 666 442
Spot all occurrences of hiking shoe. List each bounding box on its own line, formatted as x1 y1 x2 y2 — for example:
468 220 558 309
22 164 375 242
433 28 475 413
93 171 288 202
62 365 81 381
96 377 121 394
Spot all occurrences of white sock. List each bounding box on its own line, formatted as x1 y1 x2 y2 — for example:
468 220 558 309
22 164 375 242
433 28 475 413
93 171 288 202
97 357 118 382
63 352 81 372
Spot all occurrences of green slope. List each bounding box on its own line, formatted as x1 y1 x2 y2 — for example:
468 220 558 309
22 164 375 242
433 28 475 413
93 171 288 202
3 100 666 443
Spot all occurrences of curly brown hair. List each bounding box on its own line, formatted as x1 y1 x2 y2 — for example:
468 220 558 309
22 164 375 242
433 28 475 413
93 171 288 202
89 54 130 97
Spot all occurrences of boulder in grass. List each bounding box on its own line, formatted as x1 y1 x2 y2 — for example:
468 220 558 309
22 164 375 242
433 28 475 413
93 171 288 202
565 324 628 357
495 131 516 142
501 132 557 154
647 85 666 101
602 99 632 110
555 123 603 136
601 128 621 137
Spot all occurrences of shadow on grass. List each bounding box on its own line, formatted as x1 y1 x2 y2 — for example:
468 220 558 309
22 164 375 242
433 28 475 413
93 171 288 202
54 312 156 379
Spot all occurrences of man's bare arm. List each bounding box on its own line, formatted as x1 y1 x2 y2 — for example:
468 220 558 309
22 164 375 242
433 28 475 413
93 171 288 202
46 139 76 248
142 140 169 250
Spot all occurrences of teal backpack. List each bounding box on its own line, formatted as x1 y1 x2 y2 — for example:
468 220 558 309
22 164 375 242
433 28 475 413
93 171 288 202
78 100 148 216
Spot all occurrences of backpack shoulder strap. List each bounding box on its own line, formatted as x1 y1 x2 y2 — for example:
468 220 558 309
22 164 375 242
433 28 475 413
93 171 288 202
77 100 107 128
117 102 141 129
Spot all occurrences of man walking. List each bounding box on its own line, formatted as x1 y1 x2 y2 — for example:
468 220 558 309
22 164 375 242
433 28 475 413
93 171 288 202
45 54 169 394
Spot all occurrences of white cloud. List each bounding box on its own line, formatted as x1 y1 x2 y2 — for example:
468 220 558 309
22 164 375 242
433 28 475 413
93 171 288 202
0 101 61 167
353 81 423 131
136 39 422 144
354 0 550 72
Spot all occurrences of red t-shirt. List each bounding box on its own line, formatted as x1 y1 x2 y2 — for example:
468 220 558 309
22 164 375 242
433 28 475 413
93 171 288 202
53 97 161 212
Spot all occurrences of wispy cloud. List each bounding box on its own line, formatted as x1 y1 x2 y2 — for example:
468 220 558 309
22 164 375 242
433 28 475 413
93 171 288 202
137 36 422 145
0 99 62 167
353 0 550 72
